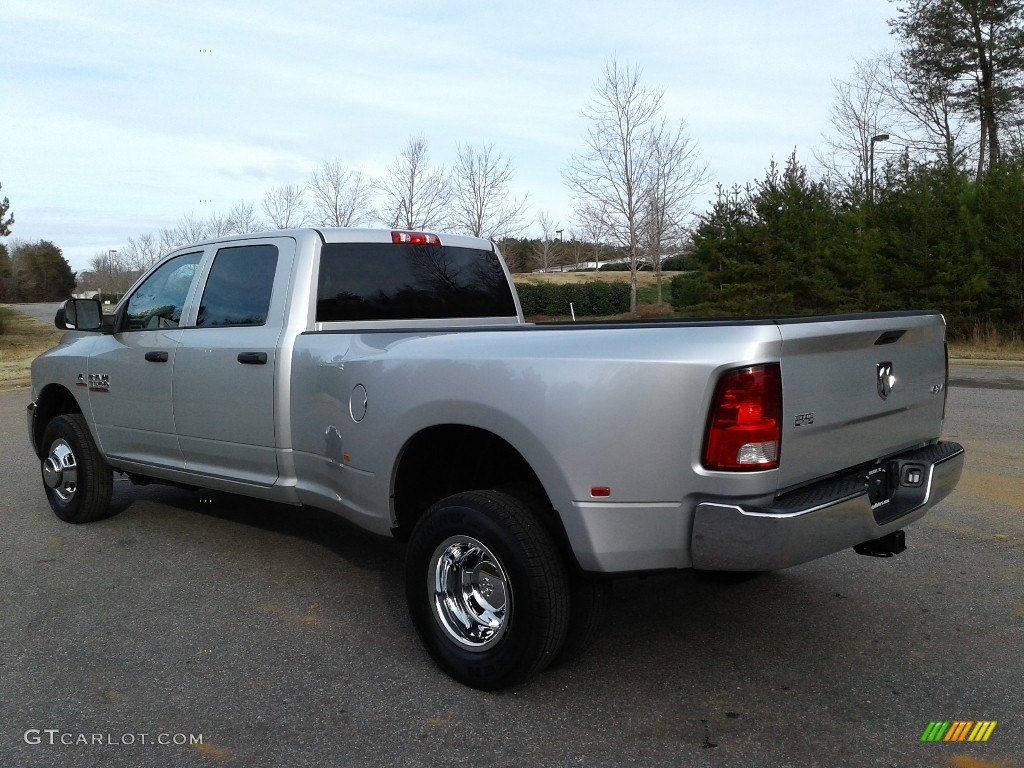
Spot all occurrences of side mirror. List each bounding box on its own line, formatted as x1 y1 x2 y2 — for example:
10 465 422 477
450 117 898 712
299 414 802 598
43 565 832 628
56 298 103 331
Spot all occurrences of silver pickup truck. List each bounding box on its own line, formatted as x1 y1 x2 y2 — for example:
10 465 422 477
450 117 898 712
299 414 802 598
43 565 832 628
28 227 964 689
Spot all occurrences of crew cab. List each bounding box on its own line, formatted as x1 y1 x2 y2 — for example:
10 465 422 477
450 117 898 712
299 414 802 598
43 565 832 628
28 227 964 689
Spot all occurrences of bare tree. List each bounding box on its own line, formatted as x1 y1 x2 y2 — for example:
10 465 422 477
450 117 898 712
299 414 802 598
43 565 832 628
157 227 186 256
452 143 527 239
227 200 261 234
375 135 452 230
176 212 209 244
85 252 118 296
820 54 974 183
565 229 589 270
878 51 972 171
205 212 234 238
573 201 609 269
535 211 558 271
641 118 707 303
815 56 900 197
307 160 373 227
120 233 161 271
262 185 308 229
564 58 703 311
86 245 144 297
149 212 210 259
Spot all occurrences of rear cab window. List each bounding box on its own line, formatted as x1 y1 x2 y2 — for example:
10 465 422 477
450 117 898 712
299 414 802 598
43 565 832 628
197 244 279 327
316 242 518 323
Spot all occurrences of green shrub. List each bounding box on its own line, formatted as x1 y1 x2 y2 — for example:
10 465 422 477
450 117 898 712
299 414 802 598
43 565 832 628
659 254 699 271
516 282 630 317
669 274 713 310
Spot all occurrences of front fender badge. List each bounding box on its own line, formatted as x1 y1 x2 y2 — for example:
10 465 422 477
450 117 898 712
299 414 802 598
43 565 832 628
88 373 110 393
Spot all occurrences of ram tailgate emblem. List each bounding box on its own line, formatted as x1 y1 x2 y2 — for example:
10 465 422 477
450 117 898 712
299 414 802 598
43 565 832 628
877 362 895 400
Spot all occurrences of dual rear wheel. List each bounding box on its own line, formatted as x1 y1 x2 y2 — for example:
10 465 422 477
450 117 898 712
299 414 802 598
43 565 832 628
405 490 610 690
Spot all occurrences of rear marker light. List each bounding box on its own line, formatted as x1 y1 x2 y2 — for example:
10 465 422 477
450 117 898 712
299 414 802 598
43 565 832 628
391 230 441 245
703 364 782 471
590 487 611 498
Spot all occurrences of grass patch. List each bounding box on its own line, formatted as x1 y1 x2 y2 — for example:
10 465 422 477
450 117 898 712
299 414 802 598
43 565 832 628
0 306 62 389
948 323 1024 361
512 270 685 287
948 340 1024 361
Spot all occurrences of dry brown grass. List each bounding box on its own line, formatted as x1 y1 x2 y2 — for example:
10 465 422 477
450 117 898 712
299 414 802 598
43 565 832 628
511 270 685 286
949 323 1024 361
948 340 1024 361
0 306 62 389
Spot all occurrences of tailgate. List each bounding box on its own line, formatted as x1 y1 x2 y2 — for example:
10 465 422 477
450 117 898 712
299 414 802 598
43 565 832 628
776 312 948 491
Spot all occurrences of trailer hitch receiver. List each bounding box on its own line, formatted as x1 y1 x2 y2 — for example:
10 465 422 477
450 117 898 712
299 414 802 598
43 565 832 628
853 530 907 558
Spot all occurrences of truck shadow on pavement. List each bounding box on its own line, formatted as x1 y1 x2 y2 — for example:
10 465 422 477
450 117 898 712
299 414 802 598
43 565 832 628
108 479 405 573
105 479 909 703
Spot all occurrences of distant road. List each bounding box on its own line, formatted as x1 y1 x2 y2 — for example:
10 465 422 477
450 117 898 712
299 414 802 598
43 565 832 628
7 302 61 325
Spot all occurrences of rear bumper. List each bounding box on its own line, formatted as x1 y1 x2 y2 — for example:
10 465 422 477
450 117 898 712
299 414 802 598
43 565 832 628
690 441 965 571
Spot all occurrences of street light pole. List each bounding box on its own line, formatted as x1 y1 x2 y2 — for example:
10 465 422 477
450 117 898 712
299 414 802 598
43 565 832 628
104 249 117 304
869 134 889 203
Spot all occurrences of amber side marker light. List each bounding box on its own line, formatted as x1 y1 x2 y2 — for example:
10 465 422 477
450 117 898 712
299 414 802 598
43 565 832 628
703 364 782 471
392 231 441 245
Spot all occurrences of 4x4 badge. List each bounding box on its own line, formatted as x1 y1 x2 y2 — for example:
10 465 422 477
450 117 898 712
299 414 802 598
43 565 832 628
877 362 895 400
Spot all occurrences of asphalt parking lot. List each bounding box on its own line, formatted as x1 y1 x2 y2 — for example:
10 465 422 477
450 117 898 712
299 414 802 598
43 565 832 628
1 362 1021 768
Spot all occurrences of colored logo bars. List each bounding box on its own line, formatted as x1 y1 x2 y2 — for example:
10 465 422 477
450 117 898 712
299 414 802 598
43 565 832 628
921 721 997 742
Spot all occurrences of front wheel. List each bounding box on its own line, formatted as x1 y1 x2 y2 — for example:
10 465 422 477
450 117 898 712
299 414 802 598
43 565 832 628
405 490 570 690
40 414 113 523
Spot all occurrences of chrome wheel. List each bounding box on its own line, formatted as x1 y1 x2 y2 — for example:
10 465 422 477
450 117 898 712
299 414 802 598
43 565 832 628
43 438 78 503
39 414 113 524
406 491 570 689
429 535 511 651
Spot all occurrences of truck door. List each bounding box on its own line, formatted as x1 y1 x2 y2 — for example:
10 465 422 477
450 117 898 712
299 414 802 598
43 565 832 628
87 250 205 468
171 238 292 486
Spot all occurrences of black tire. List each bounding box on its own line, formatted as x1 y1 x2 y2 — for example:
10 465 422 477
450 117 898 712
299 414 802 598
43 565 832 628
495 481 611 665
405 490 570 690
550 571 612 666
40 414 113 524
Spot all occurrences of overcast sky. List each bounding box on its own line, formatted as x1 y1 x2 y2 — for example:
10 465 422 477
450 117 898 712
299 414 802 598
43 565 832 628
4 0 898 271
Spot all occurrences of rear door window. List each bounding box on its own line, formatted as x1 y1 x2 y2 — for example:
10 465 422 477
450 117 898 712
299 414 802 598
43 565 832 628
197 244 279 327
316 242 516 322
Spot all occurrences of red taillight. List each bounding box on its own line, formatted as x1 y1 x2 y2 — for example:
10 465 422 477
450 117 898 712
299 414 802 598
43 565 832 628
703 364 782 471
391 230 441 245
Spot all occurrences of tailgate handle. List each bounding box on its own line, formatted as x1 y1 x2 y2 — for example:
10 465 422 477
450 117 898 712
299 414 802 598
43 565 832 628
144 351 168 363
237 351 268 365
875 330 906 345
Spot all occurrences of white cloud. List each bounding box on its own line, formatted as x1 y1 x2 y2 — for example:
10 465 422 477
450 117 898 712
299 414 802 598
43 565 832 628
5 0 896 270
